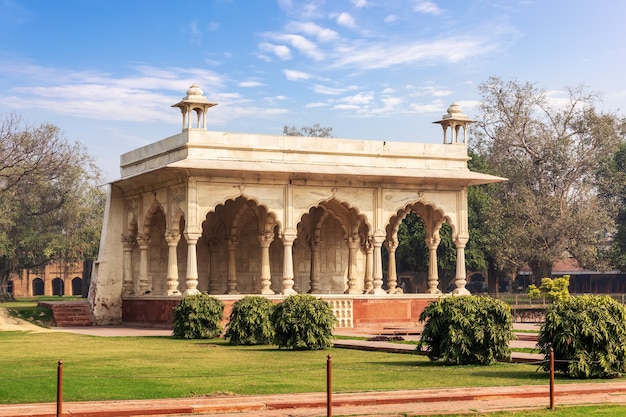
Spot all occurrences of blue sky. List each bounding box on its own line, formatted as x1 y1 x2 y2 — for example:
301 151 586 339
1 0 625 181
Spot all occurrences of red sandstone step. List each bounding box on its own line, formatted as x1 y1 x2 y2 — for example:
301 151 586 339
38 301 95 327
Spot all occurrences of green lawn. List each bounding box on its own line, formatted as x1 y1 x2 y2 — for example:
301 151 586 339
0 330 609 405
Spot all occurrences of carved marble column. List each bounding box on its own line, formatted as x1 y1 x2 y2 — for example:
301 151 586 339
226 236 239 294
363 238 374 294
258 232 274 295
452 236 470 295
165 232 181 296
309 238 321 293
371 234 386 295
346 234 361 294
183 232 202 295
136 234 151 295
121 234 135 296
425 234 442 294
384 239 399 294
207 239 220 294
281 232 297 295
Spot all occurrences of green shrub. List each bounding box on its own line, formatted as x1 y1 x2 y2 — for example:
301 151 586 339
172 293 224 339
417 295 514 365
272 294 336 350
538 295 626 378
527 275 570 303
224 296 275 345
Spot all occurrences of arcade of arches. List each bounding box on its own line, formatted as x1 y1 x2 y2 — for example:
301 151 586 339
89 85 505 327
8 261 85 297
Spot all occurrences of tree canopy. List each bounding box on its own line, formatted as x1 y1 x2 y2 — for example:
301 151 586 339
0 113 105 300
283 123 333 138
471 77 626 281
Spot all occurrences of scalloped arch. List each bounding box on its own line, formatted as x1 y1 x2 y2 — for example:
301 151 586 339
296 196 372 236
202 196 282 233
141 199 167 236
386 200 456 240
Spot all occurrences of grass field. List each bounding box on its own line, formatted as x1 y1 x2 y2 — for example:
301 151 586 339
0 329 611 406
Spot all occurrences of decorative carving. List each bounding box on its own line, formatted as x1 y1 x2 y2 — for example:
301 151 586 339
170 186 186 207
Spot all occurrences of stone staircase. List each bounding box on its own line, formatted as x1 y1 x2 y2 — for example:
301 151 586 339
38 301 95 327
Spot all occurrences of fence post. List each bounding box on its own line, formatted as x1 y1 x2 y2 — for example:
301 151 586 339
549 348 555 410
327 354 332 417
57 360 63 417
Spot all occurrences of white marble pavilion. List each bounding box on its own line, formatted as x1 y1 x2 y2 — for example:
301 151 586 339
89 84 504 326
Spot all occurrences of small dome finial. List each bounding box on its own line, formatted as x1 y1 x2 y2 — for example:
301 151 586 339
186 83 203 98
442 103 467 120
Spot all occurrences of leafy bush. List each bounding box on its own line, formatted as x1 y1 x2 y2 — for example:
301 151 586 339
224 296 275 345
172 293 224 339
272 294 336 350
527 275 570 302
417 295 514 365
538 295 626 378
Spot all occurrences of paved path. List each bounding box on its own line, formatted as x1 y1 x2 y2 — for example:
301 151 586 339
3 382 626 417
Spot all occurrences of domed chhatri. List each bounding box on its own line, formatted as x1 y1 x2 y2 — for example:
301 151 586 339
171 83 217 130
433 102 475 144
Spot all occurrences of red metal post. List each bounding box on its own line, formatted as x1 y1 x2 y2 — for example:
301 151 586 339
549 347 555 410
327 354 332 417
57 360 63 417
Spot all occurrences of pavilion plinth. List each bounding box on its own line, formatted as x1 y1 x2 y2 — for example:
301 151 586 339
120 294 440 329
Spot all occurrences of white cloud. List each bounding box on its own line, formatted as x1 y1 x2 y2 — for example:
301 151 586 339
259 42 292 60
336 12 356 28
239 81 265 87
384 14 398 23
313 84 347 95
285 21 339 42
305 102 328 108
412 86 453 97
284 69 312 81
339 92 374 105
330 36 497 69
190 21 202 44
276 33 324 60
352 0 367 8
0 62 294 125
412 1 444 15
410 100 446 113
334 104 360 110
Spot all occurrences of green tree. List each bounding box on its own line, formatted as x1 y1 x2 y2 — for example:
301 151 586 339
172 294 224 339
0 114 105 301
271 294 336 350
224 296 275 345
471 77 625 281
283 123 333 137
597 142 626 272
417 296 514 365
538 295 626 378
